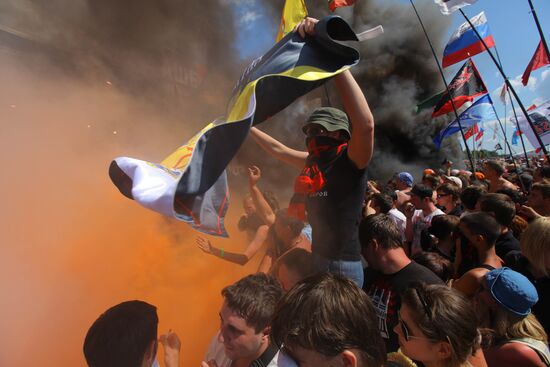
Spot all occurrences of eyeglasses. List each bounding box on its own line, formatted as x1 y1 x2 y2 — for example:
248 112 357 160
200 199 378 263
437 193 451 199
304 125 327 138
397 311 437 342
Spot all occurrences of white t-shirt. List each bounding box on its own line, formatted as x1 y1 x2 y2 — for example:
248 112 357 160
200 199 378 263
411 208 444 254
388 208 407 241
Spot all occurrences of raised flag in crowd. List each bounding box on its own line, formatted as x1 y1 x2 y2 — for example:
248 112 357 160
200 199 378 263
276 0 308 42
442 11 495 68
512 101 550 149
512 128 522 146
328 0 355 11
494 143 503 151
475 127 484 141
499 82 508 104
433 94 497 149
522 40 550 86
109 16 361 237
463 123 479 140
434 0 478 15
432 59 487 117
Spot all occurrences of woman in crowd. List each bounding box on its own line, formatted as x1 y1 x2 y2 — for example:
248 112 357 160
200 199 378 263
436 183 463 216
477 267 550 367
395 283 485 367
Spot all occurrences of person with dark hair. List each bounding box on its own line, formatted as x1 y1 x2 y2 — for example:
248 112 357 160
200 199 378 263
460 185 486 217
426 215 460 262
479 193 521 259
535 166 550 182
411 251 453 283
370 192 406 240
483 160 519 193
404 184 445 255
202 273 286 367
422 174 441 190
83 300 181 367
436 183 463 216
396 284 485 367
248 18 374 287
273 248 315 292
360 214 442 352
520 180 550 220
271 273 387 367
452 213 502 298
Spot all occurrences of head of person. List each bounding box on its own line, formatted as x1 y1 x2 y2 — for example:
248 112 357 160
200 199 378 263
394 172 413 190
459 212 501 250
411 252 453 283
527 180 550 214
520 217 550 276
460 185 486 211
271 273 386 367
407 184 435 211
275 248 315 292
478 268 546 345
302 107 350 148
436 183 460 213
535 166 550 182
519 173 534 193
429 215 460 244
83 300 158 367
396 284 479 367
370 193 393 214
479 193 515 228
359 214 403 270
274 209 305 244
218 273 283 361
483 160 505 180
422 174 441 190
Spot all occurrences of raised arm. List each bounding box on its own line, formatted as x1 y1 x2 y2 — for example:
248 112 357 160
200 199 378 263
196 225 269 266
249 127 307 169
248 166 276 226
334 70 374 169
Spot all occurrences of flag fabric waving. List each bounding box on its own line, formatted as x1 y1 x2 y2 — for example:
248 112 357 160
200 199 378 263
512 100 550 149
328 0 355 11
464 123 479 140
442 11 495 68
522 40 550 86
475 127 484 141
432 59 487 117
276 0 308 42
499 82 508 104
433 94 496 149
109 16 362 238
511 128 521 146
434 0 478 15
494 143 503 151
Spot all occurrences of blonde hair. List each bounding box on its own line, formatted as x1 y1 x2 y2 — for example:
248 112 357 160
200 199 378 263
488 309 548 346
521 217 550 276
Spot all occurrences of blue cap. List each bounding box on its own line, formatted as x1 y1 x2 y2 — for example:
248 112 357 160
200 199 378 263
486 267 539 316
397 172 413 187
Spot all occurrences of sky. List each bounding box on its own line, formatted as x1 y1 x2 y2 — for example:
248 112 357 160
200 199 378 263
231 0 550 156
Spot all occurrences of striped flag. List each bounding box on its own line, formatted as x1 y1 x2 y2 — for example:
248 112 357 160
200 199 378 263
276 0 308 42
475 127 484 141
109 16 361 237
443 12 495 68
464 123 479 140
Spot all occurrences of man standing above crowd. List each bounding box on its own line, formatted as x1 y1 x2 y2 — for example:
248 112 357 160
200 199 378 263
483 160 519 193
249 18 374 287
202 273 286 367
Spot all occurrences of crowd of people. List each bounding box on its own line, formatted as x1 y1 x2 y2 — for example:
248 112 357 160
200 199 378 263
82 18 550 367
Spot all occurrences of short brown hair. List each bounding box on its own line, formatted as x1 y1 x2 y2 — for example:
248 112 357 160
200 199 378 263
359 214 402 249
460 212 501 247
480 193 515 227
222 273 283 332
437 183 460 201
532 180 550 199
484 160 505 176
271 273 386 366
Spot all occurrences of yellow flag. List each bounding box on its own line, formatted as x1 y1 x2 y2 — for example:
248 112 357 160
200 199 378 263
275 0 308 42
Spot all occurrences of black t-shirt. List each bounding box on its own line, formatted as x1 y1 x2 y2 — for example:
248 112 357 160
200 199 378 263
306 149 367 261
506 252 550 338
495 231 520 259
363 261 444 353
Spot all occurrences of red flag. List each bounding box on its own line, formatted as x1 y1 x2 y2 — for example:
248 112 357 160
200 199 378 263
522 40 550 86
527 104 537 111
536 147 542 154
475 128 484 141
499 83 508 104
328 0 355 11
432 59 487 117
464 123 479 140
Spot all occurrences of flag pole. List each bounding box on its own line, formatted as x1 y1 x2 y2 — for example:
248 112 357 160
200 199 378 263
527 0 550 59
458 9 550 162
409 0 476 172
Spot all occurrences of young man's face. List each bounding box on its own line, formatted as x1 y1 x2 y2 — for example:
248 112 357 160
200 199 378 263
218 302 267 361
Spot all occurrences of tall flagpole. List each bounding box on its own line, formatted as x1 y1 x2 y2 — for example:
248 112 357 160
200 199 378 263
527 0 550 58
409 0 476 172
458 9 550 162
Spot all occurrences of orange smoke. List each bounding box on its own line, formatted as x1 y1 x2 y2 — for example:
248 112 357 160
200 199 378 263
0 55 261 366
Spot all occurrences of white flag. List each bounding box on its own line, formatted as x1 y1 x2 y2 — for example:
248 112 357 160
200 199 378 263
434 0 478 15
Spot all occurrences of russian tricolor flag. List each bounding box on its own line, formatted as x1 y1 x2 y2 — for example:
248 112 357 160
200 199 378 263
442 11 495 68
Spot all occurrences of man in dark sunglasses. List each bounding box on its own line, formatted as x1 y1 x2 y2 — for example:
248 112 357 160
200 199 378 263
249 17 375 288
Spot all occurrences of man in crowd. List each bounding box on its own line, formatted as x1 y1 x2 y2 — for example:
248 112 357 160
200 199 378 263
271 272 387 367
360 214 442 353
479 193 520 259
83 300 181 367
483 160 519 193
202 273 285 367
249 18 374 286
404 184 445 255
369 192 406 240
393 172 414 211
520 180 550 219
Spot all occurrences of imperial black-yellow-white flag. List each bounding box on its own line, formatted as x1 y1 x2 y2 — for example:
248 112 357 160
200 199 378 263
109 16 362 237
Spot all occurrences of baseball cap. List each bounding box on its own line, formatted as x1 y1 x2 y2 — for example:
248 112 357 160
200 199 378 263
485 267 539 316
444 176 463 189
407 184 433 199
303 107 351 139
423 169 435 176
396 172 414 187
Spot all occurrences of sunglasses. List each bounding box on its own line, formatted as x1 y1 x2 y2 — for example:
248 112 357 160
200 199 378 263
304 125 327 138
437 193 451 199
397 311 437 342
